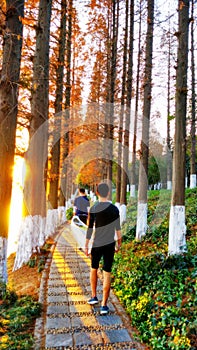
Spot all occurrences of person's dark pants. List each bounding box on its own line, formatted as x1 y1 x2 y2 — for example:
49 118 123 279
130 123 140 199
79 214 88 225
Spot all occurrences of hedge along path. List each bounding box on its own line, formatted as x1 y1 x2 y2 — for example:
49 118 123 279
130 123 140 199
34 224 149 350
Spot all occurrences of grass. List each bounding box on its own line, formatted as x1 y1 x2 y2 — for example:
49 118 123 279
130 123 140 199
111 188 197 350
0 288 42 350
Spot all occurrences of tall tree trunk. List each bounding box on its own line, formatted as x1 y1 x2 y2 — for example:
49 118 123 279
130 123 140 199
136 0 154 240
115 107 124 205
190 0 196 189
120 0 134 206
130 0 142 198
59 0 72 205
168 0 190 255
0 0 24 281
115 0 128 205
166 18 172 190
48 0 67 209
23 0 52 217
105 0 119 196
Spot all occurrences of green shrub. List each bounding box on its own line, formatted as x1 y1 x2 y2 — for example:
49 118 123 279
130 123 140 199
0 293 42 349
112 188 197 349
0 281 18 306
66 207 73 220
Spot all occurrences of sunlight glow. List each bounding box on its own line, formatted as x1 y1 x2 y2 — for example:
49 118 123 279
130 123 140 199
8 126 29 257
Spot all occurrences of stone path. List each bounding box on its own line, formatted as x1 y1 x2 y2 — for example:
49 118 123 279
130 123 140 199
34 224 147 350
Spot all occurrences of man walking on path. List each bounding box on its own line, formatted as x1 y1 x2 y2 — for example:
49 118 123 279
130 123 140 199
85 182 122 315
74 188 90 225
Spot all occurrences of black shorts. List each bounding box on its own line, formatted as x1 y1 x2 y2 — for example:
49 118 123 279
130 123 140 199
91 242 115 273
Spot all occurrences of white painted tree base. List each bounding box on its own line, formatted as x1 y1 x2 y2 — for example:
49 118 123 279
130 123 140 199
120 204 127 225
14 215 44 270
190 174 196 189
45 209 59 239
58 206 66 222
136 203 147 240
167 181 172 190
115 202 120 209
65 200 72 210
168 205 187 255
130 185 136 198
13 207 66 271
0 237 8 282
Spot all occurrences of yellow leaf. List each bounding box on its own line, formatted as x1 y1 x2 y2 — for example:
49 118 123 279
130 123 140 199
20 17 32 25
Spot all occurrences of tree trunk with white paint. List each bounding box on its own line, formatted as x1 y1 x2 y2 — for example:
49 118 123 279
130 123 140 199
136 0 154 240
167 181 172 190
0 238 8 282
0 0 24 281
120 204 127 226
14 215 45 270
115 0 126 204
130 0 142 199
190 174 196 189
115 202 120 209
168 206 187 255
168 0 189 255
130 184 136 198
58 206 66 223
48 0 67 210
23 0 52 218
166 16 172 189
136 203 147 240
19 0 52 272
14 208 65 270
120 0 134 205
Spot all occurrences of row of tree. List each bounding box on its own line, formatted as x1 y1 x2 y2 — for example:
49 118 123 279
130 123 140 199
0 0 196 281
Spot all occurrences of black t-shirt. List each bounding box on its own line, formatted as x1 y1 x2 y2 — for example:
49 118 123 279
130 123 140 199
74 195 90 216
86 201 121 247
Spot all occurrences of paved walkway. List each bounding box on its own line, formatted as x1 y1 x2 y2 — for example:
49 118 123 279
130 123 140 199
34 224 147 350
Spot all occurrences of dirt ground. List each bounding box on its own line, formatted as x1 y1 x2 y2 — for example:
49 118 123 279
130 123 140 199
7 253 42 300
7 236 55 299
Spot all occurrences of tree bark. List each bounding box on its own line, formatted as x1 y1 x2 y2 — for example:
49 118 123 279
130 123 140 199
106 0 119 194
120 0 134 206
23 0 52 217
130 0 142 198
0 0 24 281
115 0 128 205
166 19 172 190
48 0 67 209
59 0 73 206
136 0 154 240
168 0 190 255
189 0 196 189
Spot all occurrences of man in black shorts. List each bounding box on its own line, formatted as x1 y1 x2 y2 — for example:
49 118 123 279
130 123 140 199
85 182 122 315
